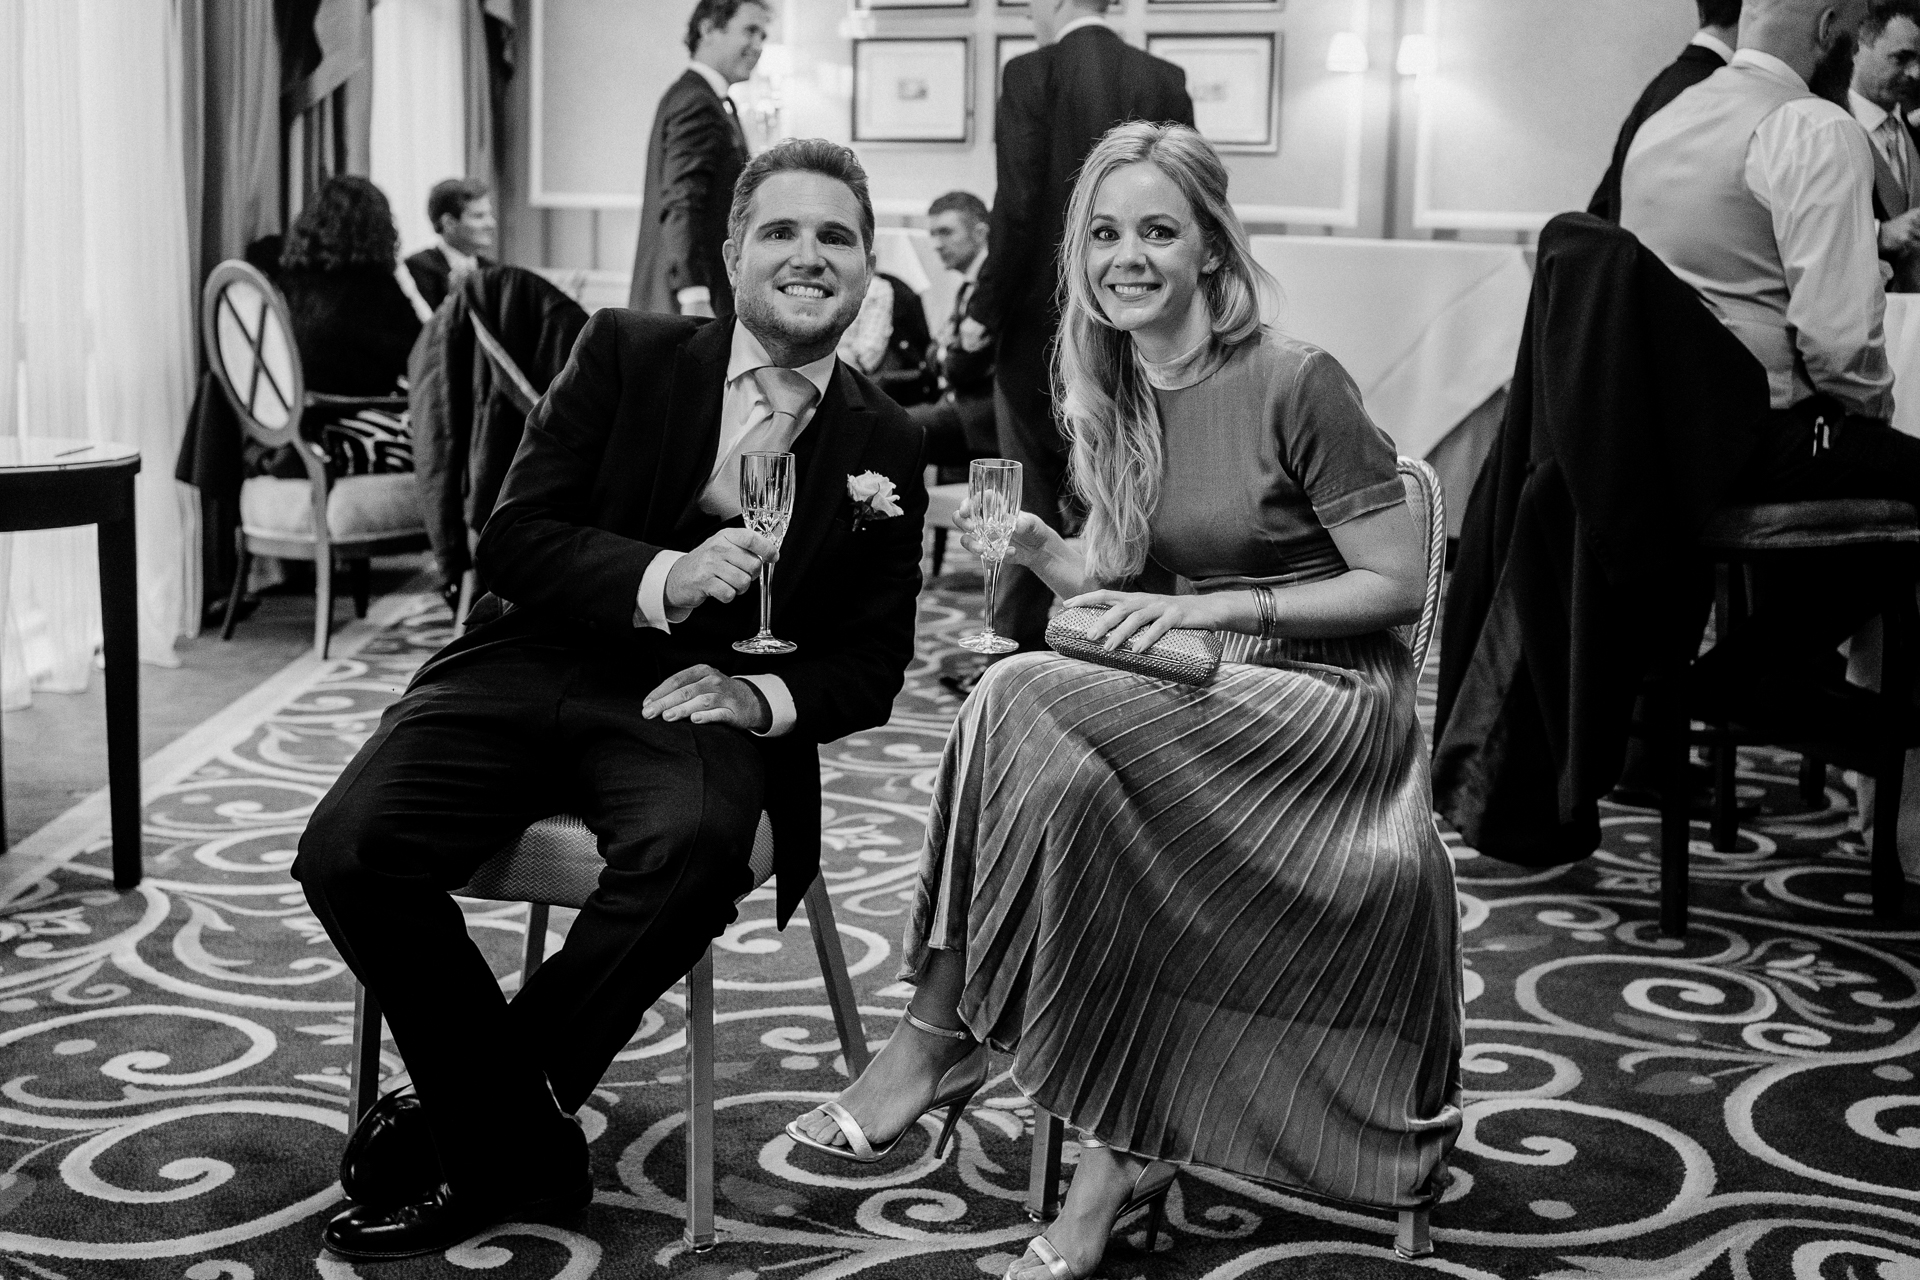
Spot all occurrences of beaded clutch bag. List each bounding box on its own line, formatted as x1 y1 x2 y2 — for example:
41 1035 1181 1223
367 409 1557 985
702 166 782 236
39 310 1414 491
1045 606 1223 687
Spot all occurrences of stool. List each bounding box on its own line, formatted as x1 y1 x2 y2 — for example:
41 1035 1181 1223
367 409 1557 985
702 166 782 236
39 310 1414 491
346 812 872 1250
1650 498 1920 934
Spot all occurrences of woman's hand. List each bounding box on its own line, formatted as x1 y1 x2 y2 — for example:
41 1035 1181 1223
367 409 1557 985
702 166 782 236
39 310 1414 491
955 496 1058 569
1063 590 1222 653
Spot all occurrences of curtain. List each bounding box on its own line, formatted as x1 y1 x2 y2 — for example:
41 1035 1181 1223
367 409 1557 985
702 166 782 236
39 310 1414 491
371 0 466 255
1 0 198 712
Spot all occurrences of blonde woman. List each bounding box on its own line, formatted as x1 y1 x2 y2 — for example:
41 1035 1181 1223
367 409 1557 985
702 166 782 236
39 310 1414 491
788 122 1462 1279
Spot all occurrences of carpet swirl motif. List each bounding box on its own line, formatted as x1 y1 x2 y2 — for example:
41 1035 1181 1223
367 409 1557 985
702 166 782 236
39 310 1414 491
0 578 1917 1278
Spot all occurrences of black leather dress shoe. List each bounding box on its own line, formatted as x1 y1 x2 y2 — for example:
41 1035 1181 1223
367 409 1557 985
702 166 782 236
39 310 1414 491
340 1086 442 1211
322 1174 593 1262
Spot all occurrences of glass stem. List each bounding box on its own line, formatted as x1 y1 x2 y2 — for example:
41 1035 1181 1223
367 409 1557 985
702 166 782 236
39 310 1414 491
759 562 774 637
982 555 1001 636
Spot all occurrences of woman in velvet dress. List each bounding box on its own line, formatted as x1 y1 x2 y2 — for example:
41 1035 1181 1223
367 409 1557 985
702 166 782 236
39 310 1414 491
789 123 1462 1279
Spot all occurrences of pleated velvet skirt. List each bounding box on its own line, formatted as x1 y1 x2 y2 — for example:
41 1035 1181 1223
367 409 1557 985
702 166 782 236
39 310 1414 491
901 630 1463 1209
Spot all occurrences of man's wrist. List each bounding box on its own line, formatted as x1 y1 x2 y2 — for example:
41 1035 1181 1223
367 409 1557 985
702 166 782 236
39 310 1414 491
734 677 773 733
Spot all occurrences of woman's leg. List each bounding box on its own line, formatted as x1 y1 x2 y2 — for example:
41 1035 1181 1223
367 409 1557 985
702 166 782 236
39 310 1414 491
1007 1144 1176 1280
790 946 979 1151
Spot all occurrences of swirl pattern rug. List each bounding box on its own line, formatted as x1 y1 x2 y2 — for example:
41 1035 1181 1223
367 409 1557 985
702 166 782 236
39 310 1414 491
1 577 1918 1279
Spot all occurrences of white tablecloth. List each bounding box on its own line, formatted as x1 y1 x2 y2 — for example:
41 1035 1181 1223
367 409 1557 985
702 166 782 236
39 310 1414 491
1881 293 1920 438
1247 237 1532 460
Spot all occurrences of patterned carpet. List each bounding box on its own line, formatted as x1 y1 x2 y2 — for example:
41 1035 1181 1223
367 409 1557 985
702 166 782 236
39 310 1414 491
2 564 1920 1279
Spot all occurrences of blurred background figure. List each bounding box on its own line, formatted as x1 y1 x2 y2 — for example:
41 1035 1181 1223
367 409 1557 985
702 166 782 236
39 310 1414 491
1588 1 1741 221
628 0 768 319
406 177 498 312
1849 0 1920 290
833 271 935 404
910 191 997 475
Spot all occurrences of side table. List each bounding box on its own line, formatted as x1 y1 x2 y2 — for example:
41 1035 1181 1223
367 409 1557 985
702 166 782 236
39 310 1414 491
0 438 143 889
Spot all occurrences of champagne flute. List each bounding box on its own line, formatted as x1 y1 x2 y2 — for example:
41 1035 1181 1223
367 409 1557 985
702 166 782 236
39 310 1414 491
733 451 798 656
958 458 1023 655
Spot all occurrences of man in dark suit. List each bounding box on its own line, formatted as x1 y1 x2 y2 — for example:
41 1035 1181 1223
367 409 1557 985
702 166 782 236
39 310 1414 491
1587 0 1741 222
296 139 927 1262
963 0 1193 652
405 177 497 312
1850 0 1920 289
628 0 767 319
911 191 997 470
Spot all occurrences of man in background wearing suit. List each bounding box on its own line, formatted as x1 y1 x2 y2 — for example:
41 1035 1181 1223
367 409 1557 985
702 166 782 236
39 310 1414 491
297 139 927 1262
628 0 767 319
911 191 997 471
1850 0 1920 289
1588 0 1742 222
405 177 497 312
960 0 1193 659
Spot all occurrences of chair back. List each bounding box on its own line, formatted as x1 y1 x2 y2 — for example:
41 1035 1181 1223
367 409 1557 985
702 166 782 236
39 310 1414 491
1395 456 1446 677
201 260 304 449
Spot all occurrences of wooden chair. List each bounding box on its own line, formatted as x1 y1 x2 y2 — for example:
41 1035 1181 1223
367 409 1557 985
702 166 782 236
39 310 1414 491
199 260 432 657
1645 498 1920 935
346 812 871 1251
1023 456 1449 1262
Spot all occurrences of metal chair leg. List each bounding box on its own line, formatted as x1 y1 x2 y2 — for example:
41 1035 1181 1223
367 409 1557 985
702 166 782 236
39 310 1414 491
314 553 335 658
349 983 383 1120
1026 1110 1066 1222
930 528 948 579
804 875 871 1075
1651 680 1692 938
684 946 717 1251
523 903 550 978
1799 754 1828 808
1710 735 1740 852
1395 1208 1433 1259
349 558 371 618
1873 752 1907 921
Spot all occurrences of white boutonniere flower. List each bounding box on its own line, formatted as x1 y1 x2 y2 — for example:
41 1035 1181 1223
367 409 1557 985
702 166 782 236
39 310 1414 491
847 471 903 530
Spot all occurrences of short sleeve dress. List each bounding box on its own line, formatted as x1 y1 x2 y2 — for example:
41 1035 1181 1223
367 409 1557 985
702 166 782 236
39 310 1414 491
900 330 1463 1211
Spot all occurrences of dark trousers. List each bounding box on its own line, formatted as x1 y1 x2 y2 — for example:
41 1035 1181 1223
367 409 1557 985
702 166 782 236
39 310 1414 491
293 638 765 1197
910 390 998 475
1706 404 1920 677
992 323 1073 649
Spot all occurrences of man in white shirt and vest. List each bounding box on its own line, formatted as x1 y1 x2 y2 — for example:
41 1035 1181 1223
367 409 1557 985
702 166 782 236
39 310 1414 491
1849 0 1920 289
1620 0 1920 712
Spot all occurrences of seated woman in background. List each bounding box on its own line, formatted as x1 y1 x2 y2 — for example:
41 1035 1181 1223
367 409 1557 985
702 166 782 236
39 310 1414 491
788 122 1462 1280
253 175 421 478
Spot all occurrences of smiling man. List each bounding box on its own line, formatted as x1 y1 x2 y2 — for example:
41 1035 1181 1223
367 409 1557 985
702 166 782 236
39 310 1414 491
294 139 927 1262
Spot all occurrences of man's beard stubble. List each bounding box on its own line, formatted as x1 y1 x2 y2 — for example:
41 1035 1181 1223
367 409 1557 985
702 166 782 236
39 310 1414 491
734 275 868 365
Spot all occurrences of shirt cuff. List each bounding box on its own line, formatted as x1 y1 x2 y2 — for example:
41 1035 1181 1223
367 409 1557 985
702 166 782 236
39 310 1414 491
676 286 712 310
739 673 797 738
634 550 691 631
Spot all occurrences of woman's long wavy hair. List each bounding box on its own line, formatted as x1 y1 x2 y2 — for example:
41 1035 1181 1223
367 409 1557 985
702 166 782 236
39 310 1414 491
280 176 401 273
1056 122 1274 585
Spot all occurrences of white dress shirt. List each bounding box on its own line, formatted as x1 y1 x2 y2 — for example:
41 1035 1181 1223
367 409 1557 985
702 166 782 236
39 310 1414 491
632 322 838 737
1051 13 1111 42
675 60 738 315
1737 50 1893 418
1690 30 1735 63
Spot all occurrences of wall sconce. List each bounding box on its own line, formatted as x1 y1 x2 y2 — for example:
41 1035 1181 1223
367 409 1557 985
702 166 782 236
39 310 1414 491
1325 32 1369 74
1395 33 1436 77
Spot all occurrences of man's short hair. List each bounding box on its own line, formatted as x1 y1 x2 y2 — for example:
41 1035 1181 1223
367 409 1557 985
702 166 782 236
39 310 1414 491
928 191 989 225
1863 0 1920 42
426 177 489 228
685 0 767 56
727 138 875 251
1696 0 1740 29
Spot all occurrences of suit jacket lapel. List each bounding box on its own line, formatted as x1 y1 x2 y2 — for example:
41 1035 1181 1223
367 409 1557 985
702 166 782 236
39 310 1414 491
1874 140 1909 218
646 318 732 545
773 362 873 612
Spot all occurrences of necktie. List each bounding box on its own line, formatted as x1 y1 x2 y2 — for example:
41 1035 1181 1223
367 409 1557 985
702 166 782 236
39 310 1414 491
702 365 819 518
722 95 748 153
1885 116 1914 209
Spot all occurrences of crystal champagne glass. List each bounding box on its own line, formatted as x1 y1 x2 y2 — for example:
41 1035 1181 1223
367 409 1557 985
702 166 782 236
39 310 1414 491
733 451 798 656
958 458 1023 655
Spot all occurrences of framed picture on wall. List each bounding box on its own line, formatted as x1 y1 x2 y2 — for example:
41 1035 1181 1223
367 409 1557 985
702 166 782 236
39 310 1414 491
857 0 971 9
1146 0 1280 8
998 0 1125 8
1144 33 1278 150
853 38 973 143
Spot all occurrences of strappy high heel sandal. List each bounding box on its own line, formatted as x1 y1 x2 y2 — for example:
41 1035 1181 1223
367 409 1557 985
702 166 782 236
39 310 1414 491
1009 1152 1179 1280
785 1010 988 1164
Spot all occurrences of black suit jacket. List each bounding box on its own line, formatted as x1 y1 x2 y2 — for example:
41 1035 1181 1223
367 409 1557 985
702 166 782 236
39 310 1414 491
629 69 750 317
969 26 1194 345
1587 42 1726 223
406 246 496 313
1433 215 1766 866
458 311 928 923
